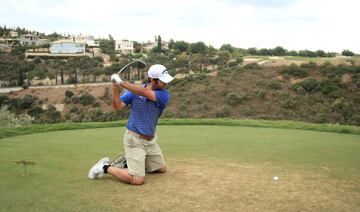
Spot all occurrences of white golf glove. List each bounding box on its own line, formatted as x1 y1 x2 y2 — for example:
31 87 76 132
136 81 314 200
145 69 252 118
111 74 122 85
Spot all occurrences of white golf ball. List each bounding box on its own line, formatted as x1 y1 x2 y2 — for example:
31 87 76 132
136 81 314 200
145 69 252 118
273 176 279 181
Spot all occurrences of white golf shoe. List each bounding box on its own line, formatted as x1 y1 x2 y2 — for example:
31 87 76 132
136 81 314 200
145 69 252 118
88 157 110 179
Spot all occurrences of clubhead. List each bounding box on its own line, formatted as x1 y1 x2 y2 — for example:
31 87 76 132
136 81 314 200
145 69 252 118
136 60 146 69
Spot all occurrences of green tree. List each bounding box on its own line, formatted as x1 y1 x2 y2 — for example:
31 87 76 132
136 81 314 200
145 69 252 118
173 41 189 52
247 47 257 55
258 48 270 56
99 34 115 55
273 46 287 56
220 44 236 53
342 49 354 58
316 50 326 57
168 39 175 49
189 42 208 54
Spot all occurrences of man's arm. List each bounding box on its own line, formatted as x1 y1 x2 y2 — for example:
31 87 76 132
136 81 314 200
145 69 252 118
111 84 126 111
120 81 156 102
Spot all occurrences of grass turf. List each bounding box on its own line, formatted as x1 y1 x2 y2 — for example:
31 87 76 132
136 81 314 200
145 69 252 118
1 126 360 211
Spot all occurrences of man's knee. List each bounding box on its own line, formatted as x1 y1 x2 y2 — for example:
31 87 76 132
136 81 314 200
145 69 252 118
157 165 167 173
131 176 145 185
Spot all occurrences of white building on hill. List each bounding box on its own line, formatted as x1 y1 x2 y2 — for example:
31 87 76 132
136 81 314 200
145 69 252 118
115 40 134 55
50 40 86 54
71 35 99 47
20 34 39 45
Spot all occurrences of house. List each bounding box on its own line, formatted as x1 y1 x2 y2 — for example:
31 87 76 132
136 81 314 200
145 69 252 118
20 34 39 46
9 31 18 38
71 35 99 47
50 40 86 54
39 39 50 46
143 35 169 52
115 39 134 55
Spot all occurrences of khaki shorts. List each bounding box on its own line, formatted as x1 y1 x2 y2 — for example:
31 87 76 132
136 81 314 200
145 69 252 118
124 130 166 177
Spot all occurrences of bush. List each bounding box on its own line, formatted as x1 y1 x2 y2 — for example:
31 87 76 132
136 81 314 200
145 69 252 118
71 95 79 104
226 93 248 106
281 64 309 78
214 105 231 118
268 81 281 90
0 106 32 128
319 80 342 95
79 93 96 106
39 105 61 123
227 60 239 67
70 106 79 113
282 96 299 109
300 62 317 69
65 90 75 98
243 63 260 69
256 90 266 100
28 104 44 117
292 78 319 92
352 74 360 87
0 95 9 107
19 94 38 109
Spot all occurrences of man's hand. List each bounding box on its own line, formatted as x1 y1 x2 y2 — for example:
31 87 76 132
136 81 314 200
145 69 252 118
111 74 122 85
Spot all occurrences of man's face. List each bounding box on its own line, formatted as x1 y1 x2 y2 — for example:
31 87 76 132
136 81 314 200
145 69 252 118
151 79 167 90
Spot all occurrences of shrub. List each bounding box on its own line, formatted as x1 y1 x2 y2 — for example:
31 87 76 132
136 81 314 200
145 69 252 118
282 96 299 109
243 106 255 117
65 90 75 98
28 104 44 117
281 64 309 78
71 95 79 104
226 93 248 106
227 60 239 67
243 63 260 69
0 95 9 107
256 90 266 100
268 81 281 90
292 78 319 92
39 104 61 123
0 106 32 128
7 98 20 110
102 87 111 100
352 73 360 87
300 62 317 69
79 93 95 106
319 80 342 95
70 106 79 113
214 105 231 118
86 108 104 122
19 94 38 109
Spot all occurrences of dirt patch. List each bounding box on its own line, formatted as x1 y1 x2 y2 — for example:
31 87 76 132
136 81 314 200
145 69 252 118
101 159 360 211
341 74 352 83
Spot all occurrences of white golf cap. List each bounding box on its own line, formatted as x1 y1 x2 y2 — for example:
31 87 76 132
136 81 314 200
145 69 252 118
148 64 174 83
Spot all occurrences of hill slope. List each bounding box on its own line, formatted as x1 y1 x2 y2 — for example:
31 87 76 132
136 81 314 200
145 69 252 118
1 63 359 125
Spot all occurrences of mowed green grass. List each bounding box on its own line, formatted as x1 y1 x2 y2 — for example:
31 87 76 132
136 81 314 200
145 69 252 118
1 126 360 211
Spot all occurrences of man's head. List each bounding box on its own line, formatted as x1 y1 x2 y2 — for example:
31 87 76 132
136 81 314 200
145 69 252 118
148 64 174 84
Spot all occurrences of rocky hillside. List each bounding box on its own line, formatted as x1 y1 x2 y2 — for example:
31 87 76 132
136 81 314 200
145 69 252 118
1 62 359 125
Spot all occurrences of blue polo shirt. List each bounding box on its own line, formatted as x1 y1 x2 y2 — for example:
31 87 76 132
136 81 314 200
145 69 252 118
120 86 170 136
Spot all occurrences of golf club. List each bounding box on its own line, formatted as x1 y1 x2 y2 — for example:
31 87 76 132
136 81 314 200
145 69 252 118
112 59 146 83
117 59 146 75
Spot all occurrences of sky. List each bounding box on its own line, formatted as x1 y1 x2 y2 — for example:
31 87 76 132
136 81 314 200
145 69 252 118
1 0 359 53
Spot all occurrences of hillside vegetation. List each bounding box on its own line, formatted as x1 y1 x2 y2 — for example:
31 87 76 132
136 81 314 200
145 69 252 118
1 62 359 126
165 62 359 125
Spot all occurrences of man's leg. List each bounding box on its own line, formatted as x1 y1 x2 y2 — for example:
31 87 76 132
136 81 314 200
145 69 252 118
145 140 167 173
114 130 147 185
156 165 167 173
107 166 145 185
